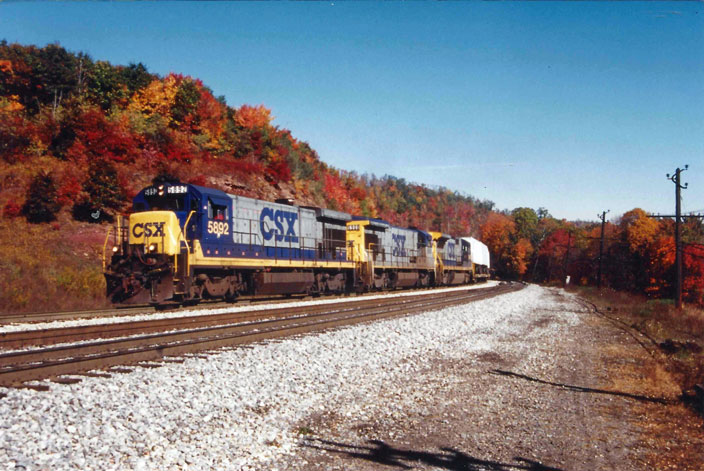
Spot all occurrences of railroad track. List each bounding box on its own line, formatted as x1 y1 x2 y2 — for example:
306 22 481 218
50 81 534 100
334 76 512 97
0 294 311 325
0 283 522 389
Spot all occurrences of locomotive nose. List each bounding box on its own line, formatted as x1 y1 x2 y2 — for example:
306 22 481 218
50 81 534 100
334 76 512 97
128 211 183 255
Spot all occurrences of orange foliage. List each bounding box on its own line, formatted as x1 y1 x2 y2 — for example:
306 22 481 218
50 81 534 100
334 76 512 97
481 212 515 257
621 208 661 252
195 88 225 147
235 104 272 129
0 59 12 74
510 238 533 276
0 95 24 112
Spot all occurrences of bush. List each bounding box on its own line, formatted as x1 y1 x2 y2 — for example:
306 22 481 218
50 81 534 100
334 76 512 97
72 160 125 223
21 171 61 223
2 201 21 219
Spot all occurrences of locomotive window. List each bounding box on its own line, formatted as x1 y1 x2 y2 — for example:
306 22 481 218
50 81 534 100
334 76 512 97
208 199 228 220
144 194 186 211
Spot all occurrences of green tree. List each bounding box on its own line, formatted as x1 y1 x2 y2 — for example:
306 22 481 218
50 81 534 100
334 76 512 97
511 207 539 242
171 78 200 127
21 171 61 223
120 62 153 95
86 61 128 110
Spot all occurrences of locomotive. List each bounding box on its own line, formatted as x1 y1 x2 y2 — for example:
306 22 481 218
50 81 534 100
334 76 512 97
103 181 490 306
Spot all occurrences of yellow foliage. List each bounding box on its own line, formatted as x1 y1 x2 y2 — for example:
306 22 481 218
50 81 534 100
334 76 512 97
0 95 24 112
622 208 660 252
128 74 179 120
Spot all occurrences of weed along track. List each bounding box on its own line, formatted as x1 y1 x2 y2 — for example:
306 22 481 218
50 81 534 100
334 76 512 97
0 284 520 389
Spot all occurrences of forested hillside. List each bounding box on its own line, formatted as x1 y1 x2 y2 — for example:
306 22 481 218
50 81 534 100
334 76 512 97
0 41 492 234
1 41 703 312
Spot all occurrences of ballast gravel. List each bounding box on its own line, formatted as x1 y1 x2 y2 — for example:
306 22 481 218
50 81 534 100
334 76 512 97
1 281 524 470
1 284 697 470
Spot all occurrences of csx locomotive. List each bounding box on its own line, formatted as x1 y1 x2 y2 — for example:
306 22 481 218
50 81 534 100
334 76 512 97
103 181 490 305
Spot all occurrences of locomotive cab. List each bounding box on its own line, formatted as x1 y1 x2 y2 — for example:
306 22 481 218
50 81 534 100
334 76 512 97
104 182 202 305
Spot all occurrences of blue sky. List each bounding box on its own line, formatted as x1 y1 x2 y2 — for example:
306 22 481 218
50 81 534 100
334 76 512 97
2 2 703 221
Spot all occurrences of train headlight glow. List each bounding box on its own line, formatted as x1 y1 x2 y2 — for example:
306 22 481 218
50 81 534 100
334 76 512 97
148 244 157 252
112 246 119 253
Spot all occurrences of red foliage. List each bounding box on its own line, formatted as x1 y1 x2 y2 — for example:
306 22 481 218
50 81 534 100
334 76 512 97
0 111 35 163
350 186 367 201
195 88 225 141
323 173 348 210
684 244 704 305
539 229 571 258
164 141 192 163
229 158 264 177
187 174 208 186
266 157 292 183
70 108 139 163
56 175 82 207
2 201 21 219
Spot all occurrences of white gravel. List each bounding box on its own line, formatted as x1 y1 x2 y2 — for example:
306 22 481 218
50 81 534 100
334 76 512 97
0 281 500 333
0 284 581 471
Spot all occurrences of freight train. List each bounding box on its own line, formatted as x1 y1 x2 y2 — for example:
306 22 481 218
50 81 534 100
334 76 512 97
103 182 490 306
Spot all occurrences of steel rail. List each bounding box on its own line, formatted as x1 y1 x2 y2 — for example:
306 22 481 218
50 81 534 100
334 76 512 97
0 295 308 325
1 286 498 349
0 282 493 325
0 283 521 388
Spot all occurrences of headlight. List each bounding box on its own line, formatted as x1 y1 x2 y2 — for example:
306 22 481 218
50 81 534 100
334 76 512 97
112 246 119 253
148 244 157 252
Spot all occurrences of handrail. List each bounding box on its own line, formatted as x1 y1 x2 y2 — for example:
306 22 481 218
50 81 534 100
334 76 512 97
102 226 113 272
176 210 196 282
181 210 196 252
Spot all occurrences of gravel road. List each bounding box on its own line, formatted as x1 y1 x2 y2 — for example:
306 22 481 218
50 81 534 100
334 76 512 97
1 283 701 470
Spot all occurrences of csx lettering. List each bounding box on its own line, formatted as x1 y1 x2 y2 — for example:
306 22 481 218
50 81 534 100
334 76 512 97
260 208 299 243
446 241 456 258
392 234 407 257
132 222 165 238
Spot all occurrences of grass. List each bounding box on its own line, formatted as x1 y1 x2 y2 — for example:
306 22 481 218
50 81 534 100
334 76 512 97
573 285 704 394
0 212 111 313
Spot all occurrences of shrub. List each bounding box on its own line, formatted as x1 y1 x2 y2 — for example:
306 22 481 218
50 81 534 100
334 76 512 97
21 171 61 223
72 160 125 223
2 201 21 219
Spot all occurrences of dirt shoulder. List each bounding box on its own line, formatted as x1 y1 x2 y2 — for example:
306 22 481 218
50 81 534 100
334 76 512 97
277 287 703 470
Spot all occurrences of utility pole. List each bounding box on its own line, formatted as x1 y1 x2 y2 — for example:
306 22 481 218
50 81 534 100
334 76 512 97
668 166 688 310
597 210 609 288
648 166 704 309
562 231 572 287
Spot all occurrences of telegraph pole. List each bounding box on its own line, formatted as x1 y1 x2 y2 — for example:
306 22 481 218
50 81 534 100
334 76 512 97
562 231 572 287
648 166 703 309
668 166 688 310
597 210 609 288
